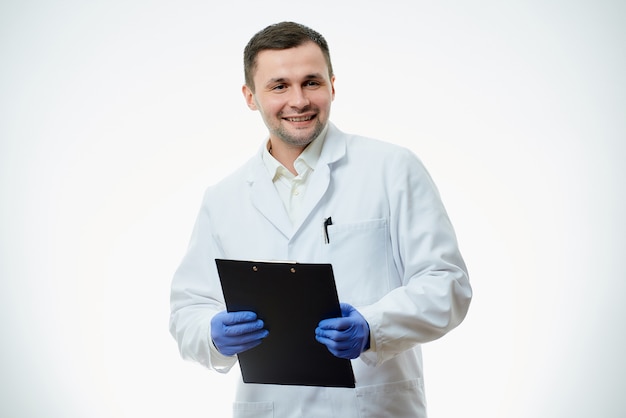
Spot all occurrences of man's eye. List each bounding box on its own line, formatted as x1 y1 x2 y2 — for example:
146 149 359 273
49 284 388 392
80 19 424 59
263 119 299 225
272 84 286 91
305 81 320 87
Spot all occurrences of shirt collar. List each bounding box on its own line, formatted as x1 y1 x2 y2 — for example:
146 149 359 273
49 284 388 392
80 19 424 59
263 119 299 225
262 124 329 180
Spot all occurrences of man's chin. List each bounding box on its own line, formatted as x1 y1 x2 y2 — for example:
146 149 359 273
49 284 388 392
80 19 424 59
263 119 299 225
276 126 323 147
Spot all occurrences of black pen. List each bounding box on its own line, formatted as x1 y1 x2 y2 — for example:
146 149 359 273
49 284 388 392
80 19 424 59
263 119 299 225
323 217 333 244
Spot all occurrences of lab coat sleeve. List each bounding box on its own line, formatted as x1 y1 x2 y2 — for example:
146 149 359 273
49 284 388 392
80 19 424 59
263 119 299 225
169 190 237 372
358 149 472 367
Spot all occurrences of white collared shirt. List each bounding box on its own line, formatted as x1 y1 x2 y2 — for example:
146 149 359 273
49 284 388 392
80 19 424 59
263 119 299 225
261 125 328 225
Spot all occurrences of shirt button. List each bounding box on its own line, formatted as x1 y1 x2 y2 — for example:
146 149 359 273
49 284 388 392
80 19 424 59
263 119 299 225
293 189 300 196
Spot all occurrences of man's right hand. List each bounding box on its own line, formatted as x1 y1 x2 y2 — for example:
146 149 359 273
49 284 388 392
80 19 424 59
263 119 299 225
210 311 269 356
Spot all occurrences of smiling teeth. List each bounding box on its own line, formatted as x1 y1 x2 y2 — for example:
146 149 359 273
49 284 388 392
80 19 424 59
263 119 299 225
286 116 313 122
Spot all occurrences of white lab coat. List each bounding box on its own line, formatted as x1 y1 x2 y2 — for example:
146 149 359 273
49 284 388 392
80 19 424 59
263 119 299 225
170 123 472 417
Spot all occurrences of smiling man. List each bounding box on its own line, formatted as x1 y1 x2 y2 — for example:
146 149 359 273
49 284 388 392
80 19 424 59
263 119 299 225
170 21 472 417
242 31 335 174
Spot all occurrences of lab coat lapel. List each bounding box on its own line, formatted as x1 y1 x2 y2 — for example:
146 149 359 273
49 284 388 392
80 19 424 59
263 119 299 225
247 156 293 239
293 124 347 233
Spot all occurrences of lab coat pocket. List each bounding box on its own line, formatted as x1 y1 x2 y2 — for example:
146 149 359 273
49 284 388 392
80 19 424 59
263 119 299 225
326 218 392 305
355 378 426 418
233 401 274 418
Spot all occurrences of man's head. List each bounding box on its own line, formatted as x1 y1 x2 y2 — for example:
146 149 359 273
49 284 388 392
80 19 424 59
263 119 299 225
244 21 333 93
242 22 336 153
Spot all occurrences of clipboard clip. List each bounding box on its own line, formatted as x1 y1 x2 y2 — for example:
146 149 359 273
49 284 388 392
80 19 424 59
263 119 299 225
252 264 297 273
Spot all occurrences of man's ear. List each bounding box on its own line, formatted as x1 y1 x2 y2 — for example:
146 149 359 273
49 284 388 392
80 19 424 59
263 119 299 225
242 84 257 110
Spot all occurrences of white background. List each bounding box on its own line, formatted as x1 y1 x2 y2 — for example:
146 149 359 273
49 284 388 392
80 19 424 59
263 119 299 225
1 1 625 417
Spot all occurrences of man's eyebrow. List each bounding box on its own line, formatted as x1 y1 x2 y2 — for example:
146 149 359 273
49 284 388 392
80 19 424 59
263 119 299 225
265 74 325 86
304 73 325 80
266 77 288 86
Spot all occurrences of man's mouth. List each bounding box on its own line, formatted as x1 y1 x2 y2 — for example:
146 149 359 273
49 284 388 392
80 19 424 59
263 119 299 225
284 115 315 122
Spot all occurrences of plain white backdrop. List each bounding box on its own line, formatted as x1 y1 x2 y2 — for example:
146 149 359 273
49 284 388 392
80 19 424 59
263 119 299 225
1 1 624 417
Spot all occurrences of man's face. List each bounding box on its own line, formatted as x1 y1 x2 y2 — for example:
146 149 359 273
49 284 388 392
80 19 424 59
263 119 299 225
242 42 335 150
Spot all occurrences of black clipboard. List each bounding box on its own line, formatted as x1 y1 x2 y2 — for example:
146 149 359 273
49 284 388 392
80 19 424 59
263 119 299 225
215 259 355 388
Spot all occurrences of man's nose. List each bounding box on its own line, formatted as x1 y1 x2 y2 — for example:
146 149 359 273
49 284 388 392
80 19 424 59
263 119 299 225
288 87 310 109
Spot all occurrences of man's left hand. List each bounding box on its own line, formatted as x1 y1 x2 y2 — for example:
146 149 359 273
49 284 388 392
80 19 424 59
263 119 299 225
315 303 370 359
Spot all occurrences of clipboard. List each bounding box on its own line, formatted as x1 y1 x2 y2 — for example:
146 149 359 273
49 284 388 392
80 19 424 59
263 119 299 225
215 259 355 388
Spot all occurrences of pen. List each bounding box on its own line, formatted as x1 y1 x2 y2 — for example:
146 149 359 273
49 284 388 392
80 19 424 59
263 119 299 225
323 217 332 244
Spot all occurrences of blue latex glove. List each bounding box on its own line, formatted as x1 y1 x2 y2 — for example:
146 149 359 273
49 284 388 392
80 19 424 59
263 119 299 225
315 303 370 359
210 310 269 356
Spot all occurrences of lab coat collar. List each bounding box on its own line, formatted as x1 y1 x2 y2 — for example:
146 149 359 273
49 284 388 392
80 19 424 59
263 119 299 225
246 122 347 239
318 122 347 167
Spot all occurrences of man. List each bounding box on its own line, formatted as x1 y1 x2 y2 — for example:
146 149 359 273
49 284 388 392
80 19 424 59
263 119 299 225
170 21 472 417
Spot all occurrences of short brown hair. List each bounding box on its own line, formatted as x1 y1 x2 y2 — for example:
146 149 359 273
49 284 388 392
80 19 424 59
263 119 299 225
243 21 333 93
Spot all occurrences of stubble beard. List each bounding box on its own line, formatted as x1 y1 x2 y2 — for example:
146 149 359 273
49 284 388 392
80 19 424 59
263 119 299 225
272 115 326 149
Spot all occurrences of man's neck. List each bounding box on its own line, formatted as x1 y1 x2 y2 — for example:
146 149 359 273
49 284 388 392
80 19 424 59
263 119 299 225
268 141 306 175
